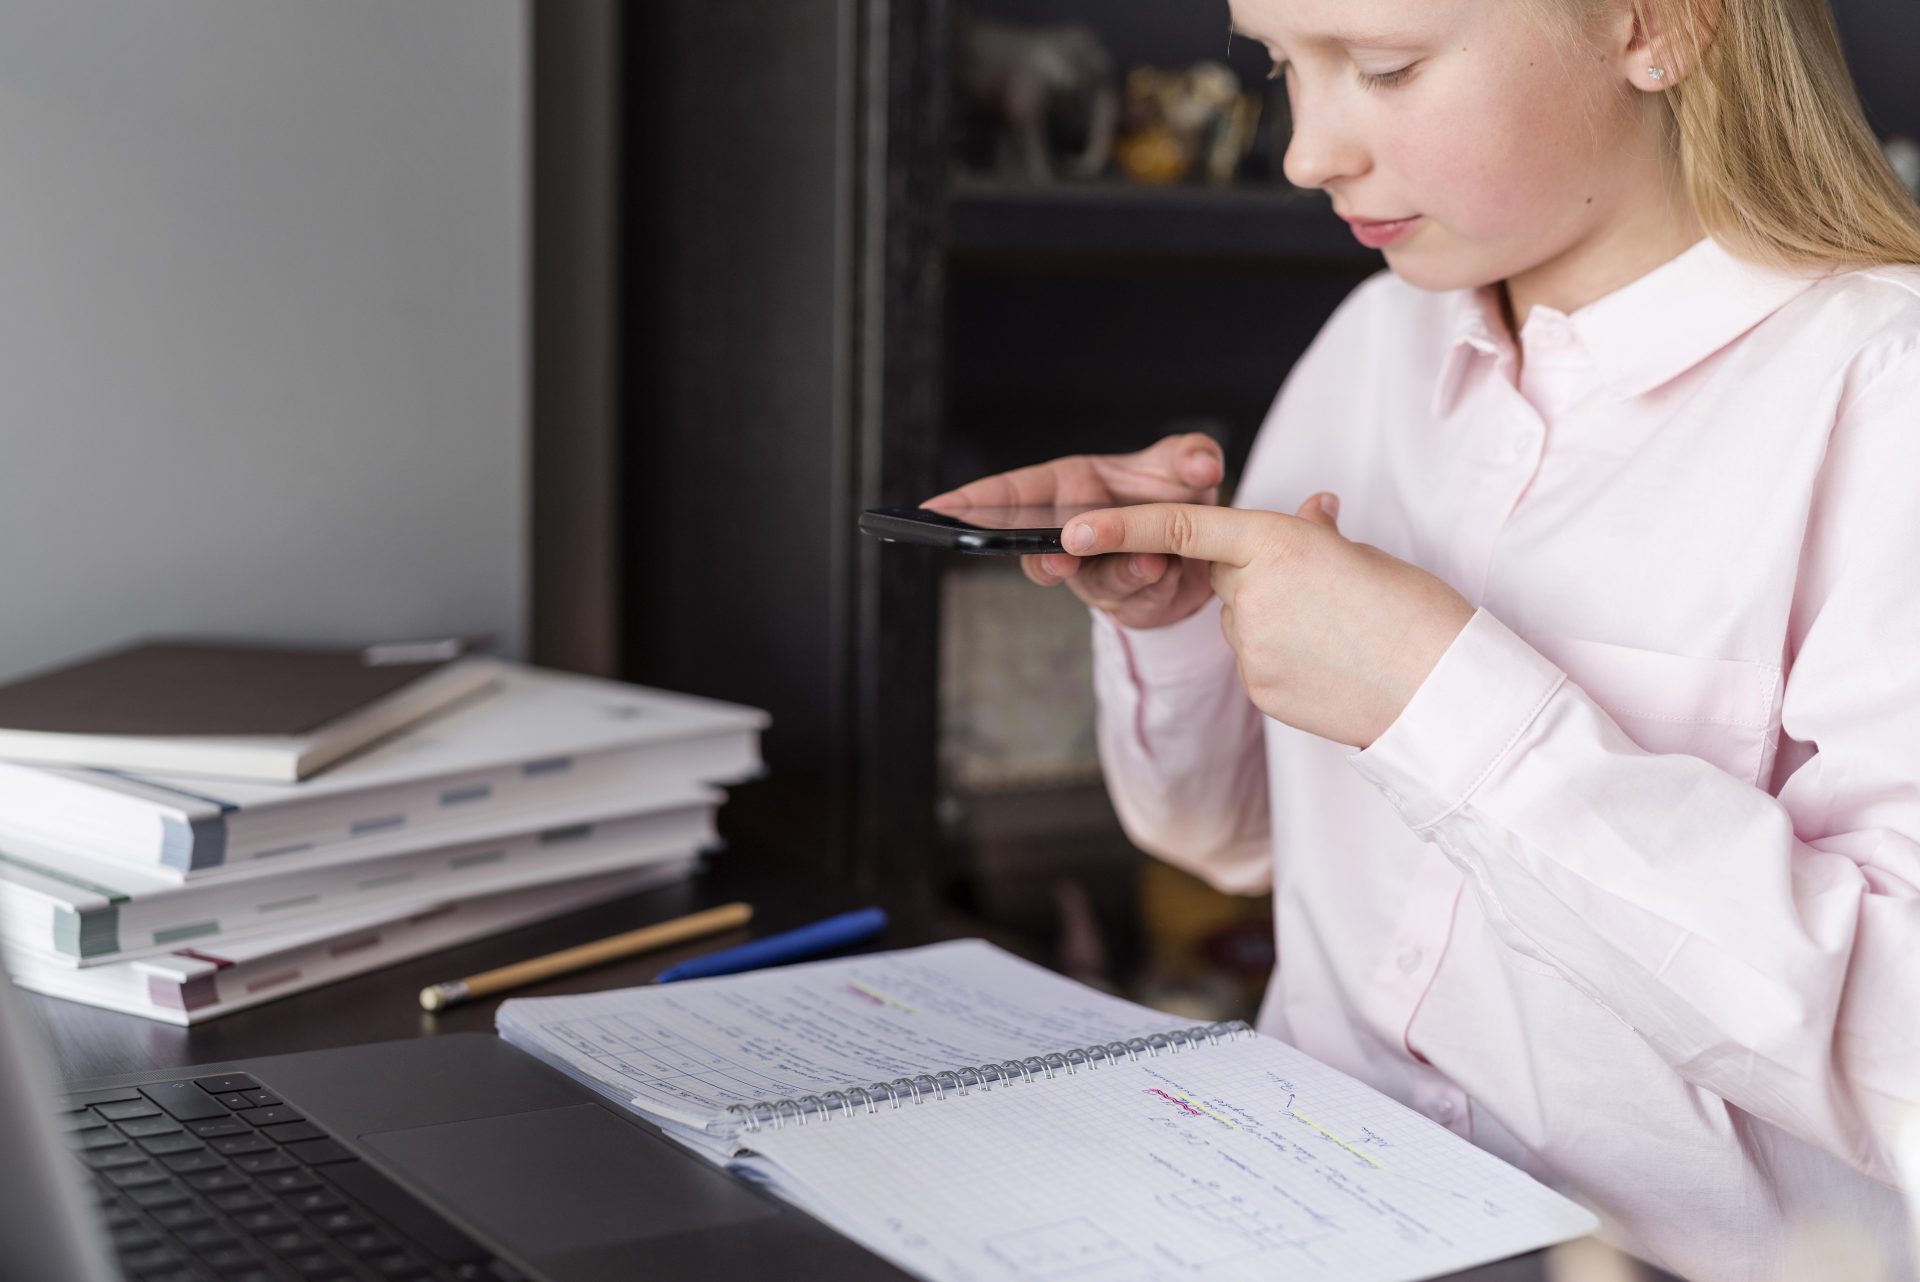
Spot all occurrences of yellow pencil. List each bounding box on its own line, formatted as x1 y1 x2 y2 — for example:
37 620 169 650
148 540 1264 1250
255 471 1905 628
418 901 753 1011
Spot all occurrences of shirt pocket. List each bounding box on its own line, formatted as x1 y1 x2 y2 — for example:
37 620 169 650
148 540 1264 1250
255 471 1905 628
1521 633 1783 787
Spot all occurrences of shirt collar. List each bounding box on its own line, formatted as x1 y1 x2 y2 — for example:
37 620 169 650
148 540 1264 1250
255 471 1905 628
1431 237 1822 417
1432 286 1510 416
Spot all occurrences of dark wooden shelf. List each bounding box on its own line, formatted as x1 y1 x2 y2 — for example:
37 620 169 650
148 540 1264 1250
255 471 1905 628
948 177 1383 264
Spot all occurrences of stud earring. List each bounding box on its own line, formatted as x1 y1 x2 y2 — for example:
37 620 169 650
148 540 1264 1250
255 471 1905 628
1648 67 1668 81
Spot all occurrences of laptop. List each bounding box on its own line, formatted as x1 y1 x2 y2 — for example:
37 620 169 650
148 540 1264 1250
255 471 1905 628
0 964 901 1282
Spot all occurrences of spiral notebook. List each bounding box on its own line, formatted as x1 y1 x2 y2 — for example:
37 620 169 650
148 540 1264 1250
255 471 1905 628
497 940 1597 1282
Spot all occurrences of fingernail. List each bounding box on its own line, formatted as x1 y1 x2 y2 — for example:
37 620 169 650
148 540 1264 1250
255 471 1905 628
1128 556 1143 580
1320 494 1340 518
1065 523 1094 553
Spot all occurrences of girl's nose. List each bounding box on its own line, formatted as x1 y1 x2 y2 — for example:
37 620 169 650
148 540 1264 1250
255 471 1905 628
1282 105 1368 191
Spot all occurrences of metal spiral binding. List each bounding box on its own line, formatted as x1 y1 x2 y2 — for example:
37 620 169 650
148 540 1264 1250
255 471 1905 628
724 1020 1253 1134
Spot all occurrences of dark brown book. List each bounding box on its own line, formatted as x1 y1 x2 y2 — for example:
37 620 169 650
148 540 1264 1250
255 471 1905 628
0 640 498 781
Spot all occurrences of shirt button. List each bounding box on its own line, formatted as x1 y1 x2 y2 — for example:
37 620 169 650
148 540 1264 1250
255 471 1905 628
1430 1098 1456 1121
1395 948 1423 974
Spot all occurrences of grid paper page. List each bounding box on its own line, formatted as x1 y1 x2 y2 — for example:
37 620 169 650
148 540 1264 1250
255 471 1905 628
742 1033 1598 1282
495 940 1190 1132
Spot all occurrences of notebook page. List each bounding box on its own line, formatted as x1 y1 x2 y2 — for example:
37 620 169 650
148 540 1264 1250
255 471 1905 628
741 1033 1598 1282
495 940 1189 1134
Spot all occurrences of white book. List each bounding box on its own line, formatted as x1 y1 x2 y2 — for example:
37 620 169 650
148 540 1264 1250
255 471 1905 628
0 771 720 893
497 942 1597 1282
4 860 697 1025
0 789 719 967
0 664 767 879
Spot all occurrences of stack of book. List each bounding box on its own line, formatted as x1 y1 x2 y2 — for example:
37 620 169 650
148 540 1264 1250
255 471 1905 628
0 642 767 1023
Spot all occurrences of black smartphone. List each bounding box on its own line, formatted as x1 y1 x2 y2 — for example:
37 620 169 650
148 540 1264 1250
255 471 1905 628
859 503 1124 555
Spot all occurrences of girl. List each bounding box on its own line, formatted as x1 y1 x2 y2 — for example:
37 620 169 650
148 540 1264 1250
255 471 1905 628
930 0 1920 1277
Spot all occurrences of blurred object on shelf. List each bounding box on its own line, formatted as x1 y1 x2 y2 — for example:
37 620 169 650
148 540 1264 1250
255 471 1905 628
1051 875 1115 991
1885 135 1920 200
956 12 1118 181
940 559 1102 795
943 788 1148 998
1132 858 1272 1024
1201 76 1262 186
1543 1237 1654 1282
1115 62 1262 186
1775 1207 1905 1282
1902 1111 1920 1268
1254 78 1295 185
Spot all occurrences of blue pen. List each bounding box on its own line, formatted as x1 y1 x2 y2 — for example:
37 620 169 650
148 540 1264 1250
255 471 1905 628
654 907 889 983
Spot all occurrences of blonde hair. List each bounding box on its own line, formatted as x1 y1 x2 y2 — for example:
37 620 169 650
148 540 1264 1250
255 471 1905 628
1561 0 1920 270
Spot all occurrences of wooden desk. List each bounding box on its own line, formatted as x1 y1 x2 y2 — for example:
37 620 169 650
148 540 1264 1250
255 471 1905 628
23 863 1646 1282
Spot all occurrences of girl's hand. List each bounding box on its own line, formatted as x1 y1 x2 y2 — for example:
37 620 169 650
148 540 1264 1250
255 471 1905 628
923 433 1225 630
1061 493 1475 748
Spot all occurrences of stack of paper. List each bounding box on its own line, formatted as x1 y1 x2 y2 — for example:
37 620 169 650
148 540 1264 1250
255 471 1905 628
0 663 768 1022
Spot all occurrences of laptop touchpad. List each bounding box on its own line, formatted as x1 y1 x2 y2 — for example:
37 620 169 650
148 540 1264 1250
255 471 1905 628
360 1103 777 1257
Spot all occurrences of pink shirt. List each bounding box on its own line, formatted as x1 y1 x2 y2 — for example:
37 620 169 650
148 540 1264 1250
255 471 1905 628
1092 237 1920 1281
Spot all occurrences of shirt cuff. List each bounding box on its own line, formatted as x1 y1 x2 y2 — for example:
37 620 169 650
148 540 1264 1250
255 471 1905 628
1091 596 1233 685
1347 608 1566 831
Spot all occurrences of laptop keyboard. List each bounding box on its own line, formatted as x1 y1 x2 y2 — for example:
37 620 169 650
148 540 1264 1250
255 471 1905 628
57 1073 522 1282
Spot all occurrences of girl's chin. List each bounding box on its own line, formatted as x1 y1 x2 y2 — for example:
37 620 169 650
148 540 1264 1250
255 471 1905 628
1379 237 1512 295
1381 258 1478 294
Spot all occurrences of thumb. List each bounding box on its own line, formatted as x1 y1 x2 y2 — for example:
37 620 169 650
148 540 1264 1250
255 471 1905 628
1295 491 1341 531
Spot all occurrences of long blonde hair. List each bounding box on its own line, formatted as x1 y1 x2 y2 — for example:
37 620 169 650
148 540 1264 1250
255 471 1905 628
1569 0 1920 270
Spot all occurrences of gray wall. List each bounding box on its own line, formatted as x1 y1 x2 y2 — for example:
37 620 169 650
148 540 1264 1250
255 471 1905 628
0 0 528 682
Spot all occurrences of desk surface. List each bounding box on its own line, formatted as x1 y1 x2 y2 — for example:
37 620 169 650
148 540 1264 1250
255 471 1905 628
23 861 1636 1282
26 862 923 1084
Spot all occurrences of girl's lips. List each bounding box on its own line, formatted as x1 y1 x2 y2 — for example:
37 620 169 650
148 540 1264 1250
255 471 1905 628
1345 215 1422 249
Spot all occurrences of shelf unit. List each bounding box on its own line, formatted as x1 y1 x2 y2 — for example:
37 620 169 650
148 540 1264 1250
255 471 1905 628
617 0 1379 931
950 177 1378 265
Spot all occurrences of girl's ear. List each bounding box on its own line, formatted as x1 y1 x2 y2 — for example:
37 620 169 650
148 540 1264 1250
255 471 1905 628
1611 0 1719 93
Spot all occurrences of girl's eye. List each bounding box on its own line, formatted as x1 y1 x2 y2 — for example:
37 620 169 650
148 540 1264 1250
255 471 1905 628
1357 62 1418 90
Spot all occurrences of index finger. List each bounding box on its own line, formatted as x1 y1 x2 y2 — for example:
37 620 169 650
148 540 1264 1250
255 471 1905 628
923 457 1106 514
1062 503 1272 566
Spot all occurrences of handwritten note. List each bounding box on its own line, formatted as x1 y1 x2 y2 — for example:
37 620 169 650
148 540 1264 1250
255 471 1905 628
497 940 1184 1135
741 1035 1598 1282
